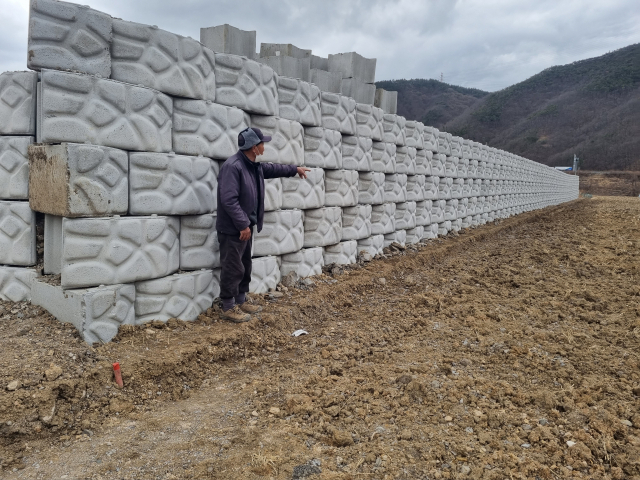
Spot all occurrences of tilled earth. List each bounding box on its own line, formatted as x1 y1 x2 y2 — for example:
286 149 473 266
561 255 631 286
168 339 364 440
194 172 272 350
1 196 639 480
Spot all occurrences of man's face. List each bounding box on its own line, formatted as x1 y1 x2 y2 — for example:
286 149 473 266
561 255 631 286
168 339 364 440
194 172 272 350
252 142 265 157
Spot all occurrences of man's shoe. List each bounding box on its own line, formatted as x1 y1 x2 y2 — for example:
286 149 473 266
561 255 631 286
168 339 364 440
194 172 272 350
220 305 251 323
239 302 262 315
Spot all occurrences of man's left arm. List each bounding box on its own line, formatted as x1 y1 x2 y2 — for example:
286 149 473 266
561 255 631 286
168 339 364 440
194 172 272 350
262 163 310 179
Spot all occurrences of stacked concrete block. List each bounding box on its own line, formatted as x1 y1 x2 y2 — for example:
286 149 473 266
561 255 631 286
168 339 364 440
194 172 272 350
357 171 385 205
0 137 33 199
444 156 458 178
394 201 417 230
374 89 398 115
444 200 458 221
405 226 424 245
277 76 321 126
260 55 311 82
320 92 356 135
415 149 432 176
437 132 451 156
342 135 373 171
357 234 384 257
371 203 396 235
310 68 343 94
200 24 257 58
438 177 453 200
329 52 376 83
340 78 375 105
325 169 358 207
0 266 38 302
395 147 417 174
253 209 304 256
424 223 439 239
355 104 384 141
415 200 431 226
462 178 473 197
341 204 372 241
249 255 280 293
384 173 407 203
438 220 452 236
281 167 325 209
251 115 304 165
422 126 439 151
38 70 173 152
431 153 446 177
280 247 324 278
405 121 425 150
323 240 357 265
180 214 219 270
406 175 426 201
0 71 38 135
303 127 342 169
0 201 37 266
431 200 445 224
264 178 283 211
384 229 406 248
172 100 250 159
382 114 406 146
456 198 468 219
371 142 396 173
451 178 464 199
303 206 342 247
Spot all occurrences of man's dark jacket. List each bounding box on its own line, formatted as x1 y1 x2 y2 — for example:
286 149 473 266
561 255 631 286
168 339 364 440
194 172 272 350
216 151 297 235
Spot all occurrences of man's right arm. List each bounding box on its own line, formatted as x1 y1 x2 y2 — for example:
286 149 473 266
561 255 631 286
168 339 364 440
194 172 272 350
218 164 251 233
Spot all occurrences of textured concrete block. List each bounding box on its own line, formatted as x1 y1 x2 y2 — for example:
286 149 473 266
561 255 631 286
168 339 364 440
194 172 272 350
431 153 446 177
277 76 321 127
341 78 375 105
415 200 431 227
27 0 112 76
468 196 478 215
28 143 128 217
422 126 439 152
310 69 343 94
264 178 283 212
320 92 356 135
280 247 324 278
355 103 384 141
451 178 464 199
200 24 256 58
406 175 426 201
383 229 406 248
383 173 407 203
424 223 438 239
415 149 432 176
328 52 376 83
254 209 304 256
39 70 172 152
456 198 468 218
463 178 473 197
395 146 417 174
31 280 135 344
173 100 250 159
0 136 32 199
461 216 473 229
457 158 469 178
251 115 304 165
444 156 458 178
450 136 462 157
424 176 439 200
61 216 180 289
405 121 425 150
395 201 416 230
444 199 458 221
374 89 397 115
438 221 452 236
438 176 452 200
0 266 37 302
303 206 342 247
437 132 451 156
405 226 424 245
371 203 396 235
282 168 324 210
472 179 482 196
135 270 216 324
342 135 373 171
44 214 62 274
260 55 310 82
249 255 280 293
341 204 372 241
431 200 445 223
323 240 357 266
357 171 385 205
0 201 36 266
357 234 384 257
325 169 358 207
303 126 342 169
0 72 37 135
383 114 406 146
180 214 219 270
129 152 216 215
214 53 278 115
371 142 396 173
111 19 216 100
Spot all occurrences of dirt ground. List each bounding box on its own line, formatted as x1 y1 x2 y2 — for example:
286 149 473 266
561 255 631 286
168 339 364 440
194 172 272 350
1 196 639 480
579 171 640 197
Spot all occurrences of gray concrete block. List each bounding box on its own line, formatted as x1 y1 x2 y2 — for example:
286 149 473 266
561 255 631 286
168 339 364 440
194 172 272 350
431 200 445 223
451 178 464 199
251 115 304 165
342 135 373 172
27 0 112 77
355 103 384 141
280 247 324 278
44 214 62 275
461 216 473 229
135 270 217 324
424 176 439 200
340 78 375 105
111 19 216 100
405 121 425 150
437 132 451 156
406 175 426 201
415 200 432 227
438 176 452 200
357 171 385 205
129 152 217 215
324 169 358 207
328 52 376 83
39 70 172 152
405 226 424 245
61 215 180 289
395 201 416 230
457 157 469 179
311 55 329 71
310 69 343 94
303 206 342 248
180 214 219 270
320 92 356 135
444 199 458 221
249 255 280 293
214 53 278 116
277 76 321 127
431 154 446 177
200 24 256 58
0 201 36 266
422 126 439 152
259 56 311 82
450 136 463 157
382 114 406 146
173 100 250 159
281 168 324 210
253 209 304 257
383 173 407 203
303 127 342 169
415 149 432 176
371 142 396 173
323 240 357 266
28 143 128 217
371 202 395 235
374 89 397 115
0 72 38 135
444 156 458 178
395 146 417 174
341 204 372 241
357 234 384 257
264 178 283 211
261 43 311 59
438 220 452 236
31 280 135 344
0 136 32 200
383 229 406 248
424 223 439 239
456 198 468 218
0 266 38 302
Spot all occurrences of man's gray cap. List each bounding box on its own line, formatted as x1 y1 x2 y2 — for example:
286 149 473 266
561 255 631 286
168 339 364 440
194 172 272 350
238 127 272 150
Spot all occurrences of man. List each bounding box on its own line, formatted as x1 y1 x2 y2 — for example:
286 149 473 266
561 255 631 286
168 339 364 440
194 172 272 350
216 127 310 323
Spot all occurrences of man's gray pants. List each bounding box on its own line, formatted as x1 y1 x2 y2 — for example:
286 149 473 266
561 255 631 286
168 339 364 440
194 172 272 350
218 232 252 310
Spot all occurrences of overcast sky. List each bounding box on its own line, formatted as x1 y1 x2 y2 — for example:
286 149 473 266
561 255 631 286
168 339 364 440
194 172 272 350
2 0 639 92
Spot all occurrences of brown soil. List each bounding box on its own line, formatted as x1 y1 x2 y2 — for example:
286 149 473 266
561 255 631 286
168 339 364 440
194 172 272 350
1 196 639 480
579 171 640 197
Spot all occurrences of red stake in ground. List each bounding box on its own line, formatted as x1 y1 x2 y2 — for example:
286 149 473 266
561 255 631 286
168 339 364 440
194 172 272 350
113 362 124 389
